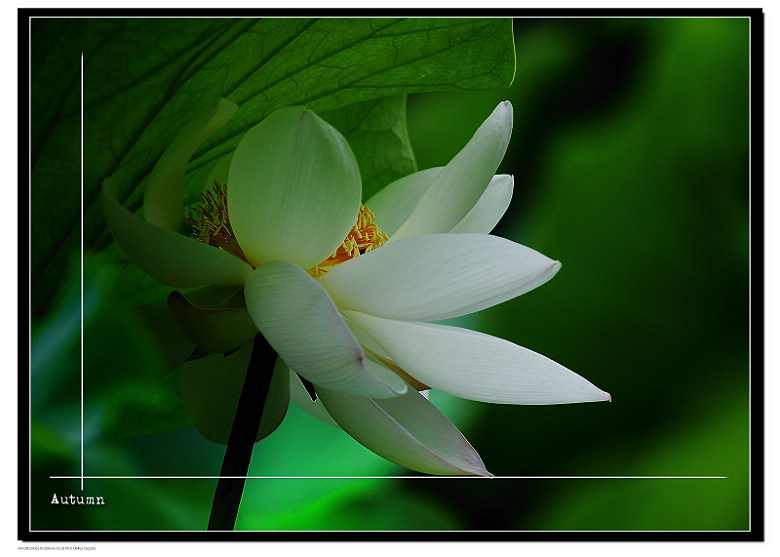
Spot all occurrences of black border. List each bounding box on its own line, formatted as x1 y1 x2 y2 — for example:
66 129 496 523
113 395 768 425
19 7 765 543
18 6 31 545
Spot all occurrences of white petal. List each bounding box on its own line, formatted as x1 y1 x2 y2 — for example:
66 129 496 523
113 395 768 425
319 233 561 321
243 260 407 398
345 316 431 392
364 168 441 237
317 385 490 476
144 98 238 230
449 174 514 234
286 360 340 427
391 101 513 240
227 106 361 269
345 311 611 405
101 182 253 288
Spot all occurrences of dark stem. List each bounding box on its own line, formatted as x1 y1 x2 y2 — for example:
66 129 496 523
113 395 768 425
207 333 277 530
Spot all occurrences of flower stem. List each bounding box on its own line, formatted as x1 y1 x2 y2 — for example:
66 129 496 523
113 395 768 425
207 333 276 530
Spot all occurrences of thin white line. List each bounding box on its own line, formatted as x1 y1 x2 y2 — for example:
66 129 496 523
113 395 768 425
49 475 729 480
80 52 85 493
27 17 33 533
57 12 754 495
746 16 750 532
26 16 755 20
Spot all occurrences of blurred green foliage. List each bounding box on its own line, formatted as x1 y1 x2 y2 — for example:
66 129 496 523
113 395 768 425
28 17 751 532
405 17 750 530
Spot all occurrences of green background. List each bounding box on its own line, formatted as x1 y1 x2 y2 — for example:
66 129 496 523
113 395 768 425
28 17 752 532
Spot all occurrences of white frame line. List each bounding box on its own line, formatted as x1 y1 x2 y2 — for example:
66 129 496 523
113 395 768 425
62 17 746 495
80 51 85 493
50 475 729 480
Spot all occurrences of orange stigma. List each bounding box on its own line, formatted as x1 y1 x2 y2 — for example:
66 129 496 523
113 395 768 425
309 205 388 277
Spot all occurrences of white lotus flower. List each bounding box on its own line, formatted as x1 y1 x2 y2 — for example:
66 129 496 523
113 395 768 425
102 98 610 476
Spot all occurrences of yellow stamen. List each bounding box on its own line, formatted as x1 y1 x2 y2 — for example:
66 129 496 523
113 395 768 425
189 189 419 386
187 181 249 263
308 205 388 277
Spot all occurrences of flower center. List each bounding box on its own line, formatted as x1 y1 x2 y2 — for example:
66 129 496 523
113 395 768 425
308 205 388 277
187 181 249 263
189 184 387 273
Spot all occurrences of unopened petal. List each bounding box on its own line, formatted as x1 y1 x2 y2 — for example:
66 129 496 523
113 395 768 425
449 174 514 234
319 233 560 321
317 385 490 476
204 152 233 190
179 341 290 445
227 106 361 269
391 101 513 240
345 311 611 405
167 290 258 354
144 98 238 230
243 261 406 398
101 182 253 288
